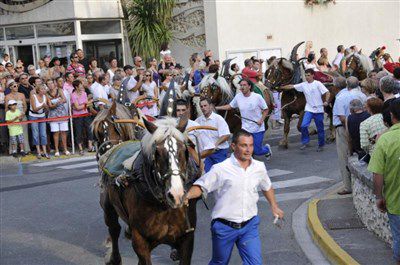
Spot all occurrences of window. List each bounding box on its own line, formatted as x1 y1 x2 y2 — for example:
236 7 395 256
0 28 4 41
226 48 282 72
37 22 75 37
81 20 121 35
5 26 34 40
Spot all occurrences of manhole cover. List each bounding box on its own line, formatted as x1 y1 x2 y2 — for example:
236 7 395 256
325 218 365 230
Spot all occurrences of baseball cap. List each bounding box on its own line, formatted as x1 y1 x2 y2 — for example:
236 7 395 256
8 99 17 105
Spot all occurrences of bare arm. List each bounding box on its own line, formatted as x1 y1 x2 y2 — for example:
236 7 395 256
262 188 284 218
215 134 230 147
215 104 233 111
323 91 330 106
258 108 269 125
280 84 295 90
185 185 203 202
373 173 386 212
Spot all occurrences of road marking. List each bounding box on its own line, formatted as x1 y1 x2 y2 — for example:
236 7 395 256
57 161 98 169
272 176 331 189
32 156 96 167
259 189 322 203
83 168 99 173
268 169 294 178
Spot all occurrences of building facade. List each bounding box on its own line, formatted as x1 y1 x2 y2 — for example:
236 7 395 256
0 0 131 69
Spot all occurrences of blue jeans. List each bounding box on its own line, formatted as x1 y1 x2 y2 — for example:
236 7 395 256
300 111 325 147
388 213 400 262
209 216 262 265
251 131 270 156
204 148 229 173
29 116 47 146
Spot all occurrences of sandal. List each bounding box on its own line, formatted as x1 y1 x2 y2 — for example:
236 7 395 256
36 154 42 160
55 152 60 157
65 151 71 156
44 153 50 159
79 150 84 156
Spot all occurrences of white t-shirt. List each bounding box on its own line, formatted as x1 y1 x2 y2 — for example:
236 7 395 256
141 81 157 97
124 76 139 102
184 119 202 151
332 53 344 67
90 82 109 106
229 92 268 133
294 80 328 113
107 69 115 85
195 112 230 150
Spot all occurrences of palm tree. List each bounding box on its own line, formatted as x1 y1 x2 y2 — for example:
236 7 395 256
122 0 175 61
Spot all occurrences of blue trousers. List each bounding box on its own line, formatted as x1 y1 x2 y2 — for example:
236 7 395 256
388 213 400 262
29 116 47 146
300 111 325 147
209 216 262 265
250 131 270 156
204 148 229 173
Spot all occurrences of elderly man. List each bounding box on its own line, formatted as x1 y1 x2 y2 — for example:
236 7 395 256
332 76 364 195
347 76 367 104
380 76 400 127
195 97 230 172
185 129 284 265
368 99 400 265
281 69 330 151
346 99 370 159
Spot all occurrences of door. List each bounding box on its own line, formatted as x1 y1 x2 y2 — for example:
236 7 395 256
16 45 34 66
83 39 122 71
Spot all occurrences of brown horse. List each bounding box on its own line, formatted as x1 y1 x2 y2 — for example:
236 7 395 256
99 117 198 265
265 55 339 148
91 101 142 159
198 73 242 133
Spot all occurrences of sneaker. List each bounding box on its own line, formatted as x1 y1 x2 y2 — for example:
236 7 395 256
300 144 309 150
36 154 42 160
54 152 60 157
12 152 18 158
44 153 50 159
65 151 71 156
88 146 96 152
20 151 26 157
316 146 324 152
264 144 272 160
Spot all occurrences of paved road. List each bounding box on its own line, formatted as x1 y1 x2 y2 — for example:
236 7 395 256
1 132 340 265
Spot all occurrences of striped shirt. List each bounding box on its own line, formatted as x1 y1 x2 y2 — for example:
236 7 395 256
359 114 387 155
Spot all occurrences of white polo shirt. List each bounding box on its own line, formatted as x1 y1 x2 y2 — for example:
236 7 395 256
194 154 272 223
229 92 268 133
90 82 109 106
184 119 201 149
195 112 230 150
124 76 139 102
294 80 328 113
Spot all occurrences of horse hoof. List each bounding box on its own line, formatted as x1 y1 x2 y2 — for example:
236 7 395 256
105 253 122 265
170 249 180 261
104 236 112 248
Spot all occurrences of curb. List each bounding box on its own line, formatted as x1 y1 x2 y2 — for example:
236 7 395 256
307 199 360 265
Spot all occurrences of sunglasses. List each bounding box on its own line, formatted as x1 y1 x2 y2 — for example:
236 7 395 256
145 74 151 77
73 56 78 59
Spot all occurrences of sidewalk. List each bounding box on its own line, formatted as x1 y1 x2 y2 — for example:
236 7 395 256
308 189 395 265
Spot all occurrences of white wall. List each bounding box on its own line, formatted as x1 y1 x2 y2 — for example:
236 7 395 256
0 0 123 26
207 0 400 63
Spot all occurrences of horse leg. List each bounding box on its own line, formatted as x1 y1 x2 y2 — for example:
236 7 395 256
101 191 122 265
279 113 290 149
326 111 335 144
177 232 195 265
296 111 305 132
131 229 152 265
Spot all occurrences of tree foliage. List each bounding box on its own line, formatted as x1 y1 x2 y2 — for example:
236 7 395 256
124 0 175 61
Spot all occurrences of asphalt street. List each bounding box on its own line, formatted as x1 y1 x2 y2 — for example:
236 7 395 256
0 126 341 265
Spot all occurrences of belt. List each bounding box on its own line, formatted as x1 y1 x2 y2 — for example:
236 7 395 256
214 217 254 229
335 124 343 128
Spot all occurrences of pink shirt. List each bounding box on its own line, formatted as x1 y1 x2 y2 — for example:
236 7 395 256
63 82 74 96
71 91 88 115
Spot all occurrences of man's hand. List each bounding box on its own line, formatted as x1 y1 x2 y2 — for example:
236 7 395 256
376 198 386 212
271 204 284 219
257 119 264 126
323 101 329 107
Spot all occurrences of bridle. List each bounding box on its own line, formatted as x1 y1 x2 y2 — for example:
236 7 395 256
265 63 295 90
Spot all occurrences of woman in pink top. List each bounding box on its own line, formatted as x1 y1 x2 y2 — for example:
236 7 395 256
71 79 94 155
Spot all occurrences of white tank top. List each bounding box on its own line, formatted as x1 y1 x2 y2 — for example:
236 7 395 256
29 94 46 118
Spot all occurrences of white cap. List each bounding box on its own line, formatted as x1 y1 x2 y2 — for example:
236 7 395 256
6 79 16 87
8 99 17 105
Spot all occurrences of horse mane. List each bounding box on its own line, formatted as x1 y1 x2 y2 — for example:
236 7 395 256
91 103 135 140
141 117 186 158
199 73 234 102
267 58 294 72
346 53 372 73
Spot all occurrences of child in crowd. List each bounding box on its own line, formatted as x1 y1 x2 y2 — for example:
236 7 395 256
5 99 26 157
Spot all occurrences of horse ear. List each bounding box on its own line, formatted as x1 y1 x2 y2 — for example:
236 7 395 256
358 49 362 54
177 115 188 133
143 118 157 134
279 58 284 65
110 100 117 115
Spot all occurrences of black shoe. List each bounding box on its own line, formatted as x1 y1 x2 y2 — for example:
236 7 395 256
12 152 18 158
20 151 26 157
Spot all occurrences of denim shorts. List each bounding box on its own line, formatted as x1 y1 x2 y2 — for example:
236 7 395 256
388 213 400 262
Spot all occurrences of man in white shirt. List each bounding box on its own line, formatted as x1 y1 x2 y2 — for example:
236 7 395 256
281 69 330 151
185 130 284 265
346 76 367 104
332 45 345 71
216 78 272 158
90 74 110 110
195 98 230 172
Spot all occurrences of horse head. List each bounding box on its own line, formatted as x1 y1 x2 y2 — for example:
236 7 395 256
265 58 294 89
141 117 190 209
345 53 361 77
199 74 233 106
91 101 137 158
